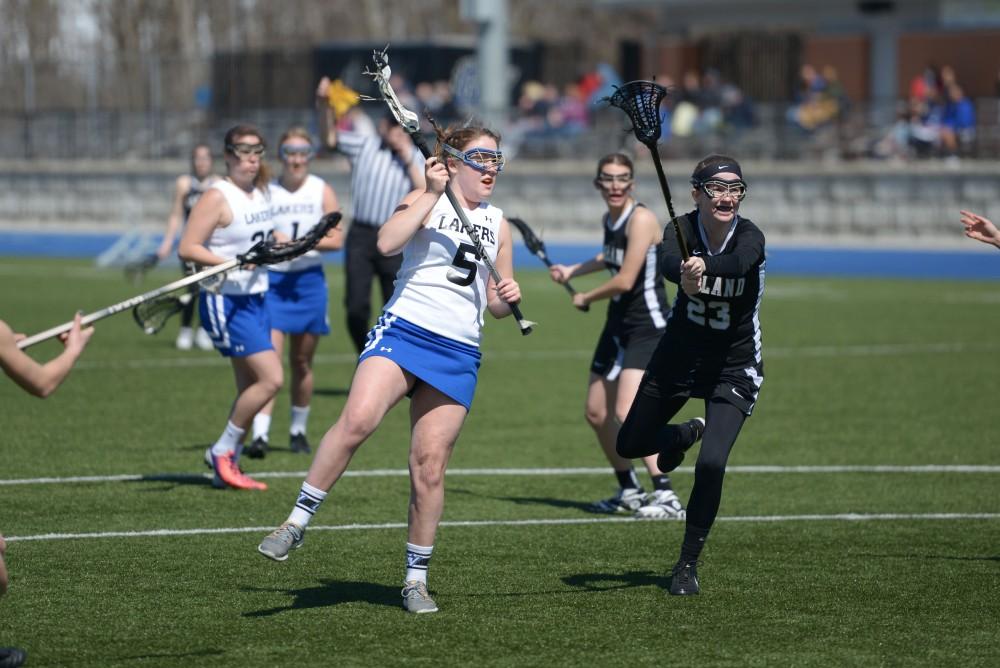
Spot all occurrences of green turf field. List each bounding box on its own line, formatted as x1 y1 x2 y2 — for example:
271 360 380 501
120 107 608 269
1 257 998 667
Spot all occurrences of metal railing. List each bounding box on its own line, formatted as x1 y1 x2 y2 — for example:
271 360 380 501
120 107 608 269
1 99 997 162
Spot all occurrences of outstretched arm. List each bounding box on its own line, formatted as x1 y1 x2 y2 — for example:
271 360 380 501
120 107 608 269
315 77 339 151
960 210 1000 249
0 314 94 398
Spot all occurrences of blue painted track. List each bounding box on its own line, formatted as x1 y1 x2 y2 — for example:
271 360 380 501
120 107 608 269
2 230 998 280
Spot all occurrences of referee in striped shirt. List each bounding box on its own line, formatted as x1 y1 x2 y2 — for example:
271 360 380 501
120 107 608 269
317 77 426 353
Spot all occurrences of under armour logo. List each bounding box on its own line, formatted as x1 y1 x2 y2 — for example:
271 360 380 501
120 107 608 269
380 346 392 353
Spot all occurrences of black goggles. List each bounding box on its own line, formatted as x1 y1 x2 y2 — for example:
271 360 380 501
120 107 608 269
226 142 265 157
693 178 748 201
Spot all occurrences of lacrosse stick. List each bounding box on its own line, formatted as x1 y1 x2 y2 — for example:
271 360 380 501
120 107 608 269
18 212 341 349
132 291 192 335
605 80 690 261
508 217 588 312
362 46 535 336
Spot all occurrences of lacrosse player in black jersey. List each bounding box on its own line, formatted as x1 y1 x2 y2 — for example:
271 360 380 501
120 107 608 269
616 154 765 595
549 153 684 519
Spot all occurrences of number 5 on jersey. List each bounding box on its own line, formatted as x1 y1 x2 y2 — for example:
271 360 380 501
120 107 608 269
447 242 480 286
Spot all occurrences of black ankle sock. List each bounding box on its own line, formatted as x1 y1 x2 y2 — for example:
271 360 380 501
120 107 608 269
679 524 710 563
651 474 672 491
614 468 641 490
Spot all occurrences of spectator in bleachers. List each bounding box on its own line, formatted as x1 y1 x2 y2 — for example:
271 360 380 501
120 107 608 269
940 82 976 159
787 63 840 132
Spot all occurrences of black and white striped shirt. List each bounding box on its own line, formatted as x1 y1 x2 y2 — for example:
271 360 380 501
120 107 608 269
337 130 424 227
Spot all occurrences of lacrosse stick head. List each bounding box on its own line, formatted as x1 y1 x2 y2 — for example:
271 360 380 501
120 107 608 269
239 212 342 266
508 217 548 260
133 293 191 335
362 46 420 134
604 80 670 148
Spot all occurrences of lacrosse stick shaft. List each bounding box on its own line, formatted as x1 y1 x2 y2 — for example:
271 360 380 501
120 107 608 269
647 149 690 261
409 132 534 335
17 259 239 349
530 252 589 311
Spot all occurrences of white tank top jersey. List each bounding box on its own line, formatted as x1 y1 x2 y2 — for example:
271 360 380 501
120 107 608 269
384 195 503 347
205 179 273 295
268 174 327 273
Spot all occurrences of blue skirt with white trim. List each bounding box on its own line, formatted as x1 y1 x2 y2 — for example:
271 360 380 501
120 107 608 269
359 312 481 411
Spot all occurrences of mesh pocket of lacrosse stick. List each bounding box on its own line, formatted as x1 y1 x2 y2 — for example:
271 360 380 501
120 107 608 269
133 292 192 335
606 80 670 146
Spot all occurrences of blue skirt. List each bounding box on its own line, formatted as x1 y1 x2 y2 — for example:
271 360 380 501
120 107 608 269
359 313 481 411
199 292 273 358
266 266 331 335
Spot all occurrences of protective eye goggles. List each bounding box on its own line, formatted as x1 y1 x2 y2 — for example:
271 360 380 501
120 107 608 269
279 144 315 160
595 172 633 186
693 178 748 201
442 144 505 173
226 142 265 157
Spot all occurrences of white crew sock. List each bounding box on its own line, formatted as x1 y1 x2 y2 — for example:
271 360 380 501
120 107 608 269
290 405 310 436
252 414 271 442
288 481 327 528
210 421 245 457
405 543 434 584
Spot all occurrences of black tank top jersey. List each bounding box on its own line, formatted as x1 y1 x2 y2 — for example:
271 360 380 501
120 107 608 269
601 202 670 331
182 176 214 221
661 211 766 368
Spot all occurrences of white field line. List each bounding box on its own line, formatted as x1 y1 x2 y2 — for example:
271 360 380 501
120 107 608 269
70 340 1000 371
2 465 999 487
7 513 1000 543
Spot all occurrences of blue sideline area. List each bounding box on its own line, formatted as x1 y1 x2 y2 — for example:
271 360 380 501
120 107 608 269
1 230 999 280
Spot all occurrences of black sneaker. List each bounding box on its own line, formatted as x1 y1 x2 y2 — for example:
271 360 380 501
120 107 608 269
656 417 705 472
290 433 311 454
669 560 700 596
244 436 269 460
0 647 27 668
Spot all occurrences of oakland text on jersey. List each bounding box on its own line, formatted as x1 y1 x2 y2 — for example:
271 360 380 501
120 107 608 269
434 213 497 247
698 275 746 298
602 244 625 268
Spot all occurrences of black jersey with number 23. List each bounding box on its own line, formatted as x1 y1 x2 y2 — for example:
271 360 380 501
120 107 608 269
661 210 765 369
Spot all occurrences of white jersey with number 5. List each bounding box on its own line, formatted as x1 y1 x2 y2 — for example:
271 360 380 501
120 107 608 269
384 195 502 346
205 179 273 295
269 174 326 273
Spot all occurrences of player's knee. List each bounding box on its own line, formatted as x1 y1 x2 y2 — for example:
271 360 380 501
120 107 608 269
410 451 447 490
694 451 728 479
584 405 606 429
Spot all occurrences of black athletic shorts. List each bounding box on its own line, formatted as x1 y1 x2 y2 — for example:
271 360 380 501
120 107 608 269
639 335 764 415
590 322 664 380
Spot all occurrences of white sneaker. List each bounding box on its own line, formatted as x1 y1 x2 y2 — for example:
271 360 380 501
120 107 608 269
635 489 686 520
195 327 214 351
590 487 645 514
175 327 194 350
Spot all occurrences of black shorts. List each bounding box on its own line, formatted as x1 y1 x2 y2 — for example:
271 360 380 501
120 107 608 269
590 323 663 380
640 336 764 415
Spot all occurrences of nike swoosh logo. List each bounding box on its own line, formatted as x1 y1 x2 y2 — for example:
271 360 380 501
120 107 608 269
731 387 745 400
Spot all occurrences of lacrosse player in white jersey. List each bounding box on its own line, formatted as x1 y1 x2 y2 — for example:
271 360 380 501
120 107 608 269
259 123 521 614
247 126 343 460
179 124 281 492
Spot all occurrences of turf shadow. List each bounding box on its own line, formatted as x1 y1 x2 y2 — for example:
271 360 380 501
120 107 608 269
448 485 603 513
312 387 350 397
116 649 225 662
242 578 400 616
562 570 672 592
857 552 1000 563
